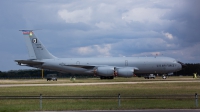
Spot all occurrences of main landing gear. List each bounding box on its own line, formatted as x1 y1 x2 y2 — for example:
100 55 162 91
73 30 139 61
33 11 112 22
100 76 114 79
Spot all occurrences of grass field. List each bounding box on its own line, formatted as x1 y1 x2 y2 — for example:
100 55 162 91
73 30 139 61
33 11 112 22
0 76 197 84
0 76 200 112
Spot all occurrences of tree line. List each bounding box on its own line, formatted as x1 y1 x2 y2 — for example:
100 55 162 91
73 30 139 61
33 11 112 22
0 69 93 79
0 63 199 79
176 63 200 76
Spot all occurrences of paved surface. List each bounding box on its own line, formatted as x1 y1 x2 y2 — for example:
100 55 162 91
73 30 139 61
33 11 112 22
0 80 200 87
32 109 200 112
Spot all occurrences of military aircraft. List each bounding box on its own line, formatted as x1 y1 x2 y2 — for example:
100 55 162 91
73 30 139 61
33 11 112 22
15 30 183 79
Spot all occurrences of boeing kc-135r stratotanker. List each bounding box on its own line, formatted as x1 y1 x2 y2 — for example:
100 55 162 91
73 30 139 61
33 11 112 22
15 30 183 79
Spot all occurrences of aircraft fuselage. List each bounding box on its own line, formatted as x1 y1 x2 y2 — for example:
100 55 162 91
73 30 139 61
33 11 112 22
40 57 182 75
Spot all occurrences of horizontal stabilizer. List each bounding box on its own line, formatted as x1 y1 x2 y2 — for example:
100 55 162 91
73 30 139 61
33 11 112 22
15 60 43 66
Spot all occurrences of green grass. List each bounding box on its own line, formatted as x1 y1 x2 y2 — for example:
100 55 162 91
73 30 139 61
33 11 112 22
0 99 197 111
0 77 200 111
0 76 198 84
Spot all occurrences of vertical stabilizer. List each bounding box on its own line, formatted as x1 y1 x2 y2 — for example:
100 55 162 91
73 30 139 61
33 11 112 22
20 30 56 60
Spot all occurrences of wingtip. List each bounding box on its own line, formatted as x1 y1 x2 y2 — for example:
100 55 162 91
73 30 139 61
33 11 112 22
19 30 33 32
19 29 42 32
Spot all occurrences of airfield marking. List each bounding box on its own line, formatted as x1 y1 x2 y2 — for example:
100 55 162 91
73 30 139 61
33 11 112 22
0 80 200 87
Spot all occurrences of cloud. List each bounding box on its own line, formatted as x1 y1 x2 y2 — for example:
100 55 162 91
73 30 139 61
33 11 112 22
95 22 114 30
94 44 111 56
131 52 162 57
163 32 174 40
73 44 111 57
1 0 200 71
58 7 92 23
76 46 94 55
122 7 169 24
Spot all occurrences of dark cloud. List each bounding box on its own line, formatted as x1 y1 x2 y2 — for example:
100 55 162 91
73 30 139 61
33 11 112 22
0 0 200 71
162 0 200 46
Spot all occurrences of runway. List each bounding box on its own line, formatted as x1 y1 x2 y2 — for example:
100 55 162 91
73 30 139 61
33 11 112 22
34 109 200 112
0 80 200 87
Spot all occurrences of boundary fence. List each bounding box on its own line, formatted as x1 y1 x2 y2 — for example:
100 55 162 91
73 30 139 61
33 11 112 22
0 93 198 109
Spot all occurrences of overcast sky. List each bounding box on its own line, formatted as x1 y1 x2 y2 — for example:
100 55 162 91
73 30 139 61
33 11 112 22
0 0 200 71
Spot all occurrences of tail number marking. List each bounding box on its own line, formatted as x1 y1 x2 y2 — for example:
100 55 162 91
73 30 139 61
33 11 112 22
32 38 37 43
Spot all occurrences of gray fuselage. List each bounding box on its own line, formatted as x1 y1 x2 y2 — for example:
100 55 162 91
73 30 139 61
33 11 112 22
40 57 182 75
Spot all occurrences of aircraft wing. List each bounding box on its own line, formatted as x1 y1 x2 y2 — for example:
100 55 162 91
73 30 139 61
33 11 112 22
64 64 97 69
15 60 43 66
64 64 139 71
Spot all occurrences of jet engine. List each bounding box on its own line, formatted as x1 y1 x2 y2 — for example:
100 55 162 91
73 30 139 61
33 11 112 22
116 67 135 77
17 62 27 66
95 66 115 76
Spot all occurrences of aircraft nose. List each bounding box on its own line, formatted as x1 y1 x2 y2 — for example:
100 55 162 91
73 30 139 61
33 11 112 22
177 61 186 69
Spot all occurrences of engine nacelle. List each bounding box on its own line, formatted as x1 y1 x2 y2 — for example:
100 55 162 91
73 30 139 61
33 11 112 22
96 66 114 76
17 62 27 66
116 67 134 77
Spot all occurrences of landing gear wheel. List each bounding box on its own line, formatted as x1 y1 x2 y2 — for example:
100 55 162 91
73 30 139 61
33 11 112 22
100 76 114 80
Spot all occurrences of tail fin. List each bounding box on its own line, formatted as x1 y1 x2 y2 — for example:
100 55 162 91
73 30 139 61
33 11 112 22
20 30 56 60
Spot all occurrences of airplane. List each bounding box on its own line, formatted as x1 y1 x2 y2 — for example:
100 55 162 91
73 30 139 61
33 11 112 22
15 30 183 79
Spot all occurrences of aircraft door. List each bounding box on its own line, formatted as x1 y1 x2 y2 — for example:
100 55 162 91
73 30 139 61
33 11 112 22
125 60 128 66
